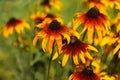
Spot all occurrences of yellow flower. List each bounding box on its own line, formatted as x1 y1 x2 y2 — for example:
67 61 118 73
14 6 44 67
69 66 100 80
113 12 120 33
74 7 110 44
69 60 118 80
87 0 107 14
41 0 62 12
92 60 118 80
58 36 98 66
3 18 30 38
33 19 79 54
101 30 120 58
101 0 120 8
31 12 57 25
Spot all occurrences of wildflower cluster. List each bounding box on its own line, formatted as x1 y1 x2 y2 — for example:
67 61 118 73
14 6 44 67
0 0 120 80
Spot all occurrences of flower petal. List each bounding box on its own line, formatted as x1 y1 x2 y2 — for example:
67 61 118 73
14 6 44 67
113 44 120 55
42 35 49 52
55 34 62 53
62 54 69 67
33 31 46 46
73 54 79 65
48 37 54 54
63 33 70 44
85 51 93 60
79 51 86 63
88 45 98 52
87 26 94 44
52 52 59 60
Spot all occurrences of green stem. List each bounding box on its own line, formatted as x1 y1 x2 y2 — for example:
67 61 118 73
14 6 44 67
46 43 55 80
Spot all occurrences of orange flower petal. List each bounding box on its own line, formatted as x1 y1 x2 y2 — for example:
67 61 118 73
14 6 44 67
33 31 46 46
42 35 49 52
56 38 62 53
48 36 54 54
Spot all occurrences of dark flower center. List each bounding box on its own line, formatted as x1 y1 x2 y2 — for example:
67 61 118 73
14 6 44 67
89 0 100 2
86 7 100 18
70 36 79 45
6 18 22 28
82 66 94 76
34 17 44 24
49 20 61 30
41 0 50 6
46 13 55 19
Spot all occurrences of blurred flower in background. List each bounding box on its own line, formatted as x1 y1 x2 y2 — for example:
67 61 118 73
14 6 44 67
3 18 30 38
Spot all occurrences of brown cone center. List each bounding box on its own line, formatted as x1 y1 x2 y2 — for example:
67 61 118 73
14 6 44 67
49 20 61 30
86 7 100 18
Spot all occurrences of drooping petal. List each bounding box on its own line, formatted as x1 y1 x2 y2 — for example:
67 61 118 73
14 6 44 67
79 51 86 63
48 36 54 54
113 44 120 55
85 51 93 60
33 30 46 46
69 74 74 80
42 35 49 52
55 33 62 53
73 54 79 65
80 25 87 35
52 52 59 60
62 54 70 67
87 25 94 44
88 45 98 52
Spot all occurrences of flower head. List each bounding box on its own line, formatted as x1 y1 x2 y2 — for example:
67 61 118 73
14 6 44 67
3 18 30 38
31 12 57 25
69 66 100 80
101 32 120 59
101 0 120 8
61 36 98 66
41 0 62 12
89 0 104 8
74 7 110 44
33 19 79 54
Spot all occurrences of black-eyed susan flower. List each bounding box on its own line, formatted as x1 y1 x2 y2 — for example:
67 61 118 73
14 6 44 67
69 66 100 80
101 32 120 59
41 0 62 12
3 18 30 38
31 12 57 25
88 0 105 9
69 60 117 80
91 60 118 80
101 0 120 8
60 36 98 66
31 12 47 25
73 7 110 44
87 0 107 13
113 12 120 33
33 19 79 54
